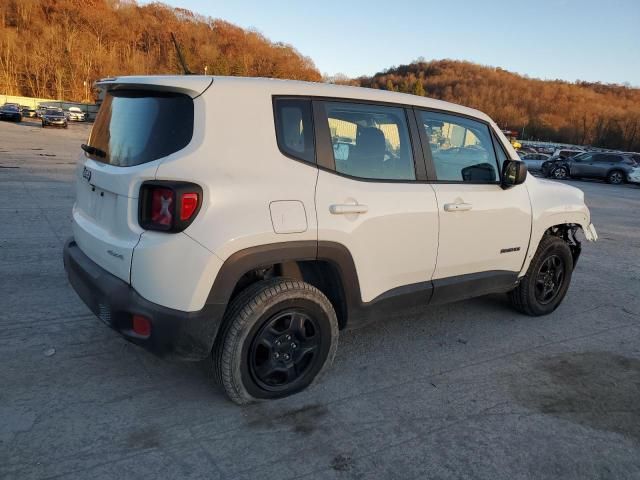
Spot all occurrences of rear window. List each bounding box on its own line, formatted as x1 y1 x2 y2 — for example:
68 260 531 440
273 98 315 164
86 90 193 167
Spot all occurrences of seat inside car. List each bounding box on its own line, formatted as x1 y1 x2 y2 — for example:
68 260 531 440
348 126 386 177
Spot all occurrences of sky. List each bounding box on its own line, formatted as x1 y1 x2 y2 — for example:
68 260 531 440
146 0 640 86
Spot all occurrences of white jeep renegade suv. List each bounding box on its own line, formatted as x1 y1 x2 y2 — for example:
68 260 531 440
63 76 598 404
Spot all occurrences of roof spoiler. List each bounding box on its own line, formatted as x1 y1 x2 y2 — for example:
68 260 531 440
95 76 213 98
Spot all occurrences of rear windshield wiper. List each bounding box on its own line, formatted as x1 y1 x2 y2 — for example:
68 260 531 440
81 143 106 158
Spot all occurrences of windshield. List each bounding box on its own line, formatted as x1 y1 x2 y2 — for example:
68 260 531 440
85 90 194 167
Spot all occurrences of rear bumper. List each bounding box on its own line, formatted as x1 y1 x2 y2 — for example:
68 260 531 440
63 238 225 361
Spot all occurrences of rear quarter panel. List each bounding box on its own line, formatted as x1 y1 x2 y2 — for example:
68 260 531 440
155 80 319 267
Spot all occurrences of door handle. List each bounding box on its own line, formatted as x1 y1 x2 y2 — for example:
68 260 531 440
444 202 472 212
329 204 368 215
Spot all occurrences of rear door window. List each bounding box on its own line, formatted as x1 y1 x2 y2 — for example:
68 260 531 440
86 90 194 167
323 101 416 181
594 154 621 163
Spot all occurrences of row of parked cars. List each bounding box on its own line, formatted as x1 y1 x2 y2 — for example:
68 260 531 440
518 147 640 186
0 102 87 127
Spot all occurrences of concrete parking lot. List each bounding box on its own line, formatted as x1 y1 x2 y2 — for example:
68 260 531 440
1 119 639 480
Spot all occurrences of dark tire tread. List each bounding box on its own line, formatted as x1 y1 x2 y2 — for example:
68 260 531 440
212 278 338 405
509 235 573 316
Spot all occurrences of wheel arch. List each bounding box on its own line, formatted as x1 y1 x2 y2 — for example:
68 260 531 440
520 214 593 277
205 241 361 330
606 168 625 182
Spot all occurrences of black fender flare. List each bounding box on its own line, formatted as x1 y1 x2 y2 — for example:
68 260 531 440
204 241 363 318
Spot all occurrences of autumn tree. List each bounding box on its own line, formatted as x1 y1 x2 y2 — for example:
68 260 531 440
385 78 395 91
411 79 425 96
0 0 321 101
358 60 640 152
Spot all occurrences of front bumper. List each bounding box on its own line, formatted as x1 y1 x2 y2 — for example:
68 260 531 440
584 223 598 242
63 238 225 360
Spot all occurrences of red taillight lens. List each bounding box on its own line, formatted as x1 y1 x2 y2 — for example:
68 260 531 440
139 181 202 233
150 188 174 226
180 192 199 221
132 314 151 337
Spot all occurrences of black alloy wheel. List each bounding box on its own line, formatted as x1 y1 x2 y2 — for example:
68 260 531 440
534 255 565 305
214 278 338 405
249 310 321 391
508 235 574 316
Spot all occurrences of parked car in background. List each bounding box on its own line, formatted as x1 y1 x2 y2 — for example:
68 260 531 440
36 105 48 118
21 106 37 118
520 152 550 173
41 108 68 128
541 150 585 177
547 152 636 184
66 106 86 122
628 166 640 186
552 148 585 160
622 152 640 165
0 104 23 122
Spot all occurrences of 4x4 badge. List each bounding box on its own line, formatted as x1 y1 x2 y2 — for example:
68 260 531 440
82 166 91 182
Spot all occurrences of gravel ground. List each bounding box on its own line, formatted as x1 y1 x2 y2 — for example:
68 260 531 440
1 118 639 480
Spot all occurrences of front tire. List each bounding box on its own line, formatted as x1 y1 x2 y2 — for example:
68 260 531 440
509 235 574 316
213 278 338 405
553 166 569 180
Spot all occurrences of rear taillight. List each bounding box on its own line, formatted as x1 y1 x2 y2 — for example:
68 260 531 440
150 188 174 226
180 192 199 221
139 181 202 233
132 314 151 337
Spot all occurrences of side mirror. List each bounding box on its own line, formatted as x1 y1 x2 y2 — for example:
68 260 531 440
501 159 528 189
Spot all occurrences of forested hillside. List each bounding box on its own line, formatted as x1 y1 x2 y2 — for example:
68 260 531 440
355 60 640 151
0 0 321 101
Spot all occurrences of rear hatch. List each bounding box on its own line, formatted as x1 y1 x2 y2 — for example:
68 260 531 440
73 76 211 283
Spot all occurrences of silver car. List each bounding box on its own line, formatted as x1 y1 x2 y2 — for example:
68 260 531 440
550 152 637 184
520 152 550 173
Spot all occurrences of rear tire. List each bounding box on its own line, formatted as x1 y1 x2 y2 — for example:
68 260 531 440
509 235 573 316
607 170 624 184
213 278 338 405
